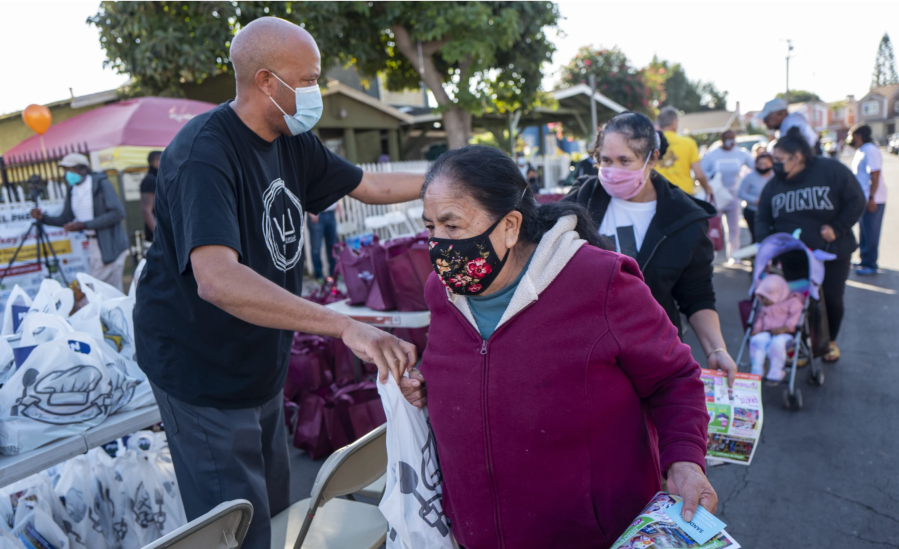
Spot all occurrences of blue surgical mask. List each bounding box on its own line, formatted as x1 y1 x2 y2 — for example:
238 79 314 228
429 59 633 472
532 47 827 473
269 72 323 136
65 172 83 186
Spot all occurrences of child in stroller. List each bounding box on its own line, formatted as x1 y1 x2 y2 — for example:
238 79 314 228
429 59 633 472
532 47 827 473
749 273 805 385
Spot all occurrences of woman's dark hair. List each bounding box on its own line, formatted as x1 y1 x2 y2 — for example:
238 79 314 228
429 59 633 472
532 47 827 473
773 126 813 161
849 123 873 144
591 111 669 161
422 146 610 250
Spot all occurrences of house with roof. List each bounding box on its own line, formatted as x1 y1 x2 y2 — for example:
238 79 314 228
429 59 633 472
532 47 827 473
678 103 746 137
856 84 899 141
789 100 830 133
827 95 856 142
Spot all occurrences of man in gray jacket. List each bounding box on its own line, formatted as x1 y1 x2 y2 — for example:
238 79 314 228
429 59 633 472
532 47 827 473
30 153 129 290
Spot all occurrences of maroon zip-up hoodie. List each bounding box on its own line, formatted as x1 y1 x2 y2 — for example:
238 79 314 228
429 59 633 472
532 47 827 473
421 220 708 549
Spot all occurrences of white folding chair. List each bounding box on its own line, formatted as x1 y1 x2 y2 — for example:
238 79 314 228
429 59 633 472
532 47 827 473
270 424 388 549
141 499 253 549
353 475 386 501
405 206 425 232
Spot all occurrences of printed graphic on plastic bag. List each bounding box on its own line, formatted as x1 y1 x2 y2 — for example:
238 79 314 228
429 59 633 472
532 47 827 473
0 332 140 455
377 377 458 549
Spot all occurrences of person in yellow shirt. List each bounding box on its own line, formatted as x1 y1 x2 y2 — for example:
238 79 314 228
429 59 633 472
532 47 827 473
655 107 710 196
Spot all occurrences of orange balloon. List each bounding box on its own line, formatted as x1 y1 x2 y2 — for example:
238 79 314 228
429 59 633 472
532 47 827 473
23 104 52 135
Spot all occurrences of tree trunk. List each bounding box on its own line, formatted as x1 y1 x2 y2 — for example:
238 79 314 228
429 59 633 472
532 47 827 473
443 107 472 150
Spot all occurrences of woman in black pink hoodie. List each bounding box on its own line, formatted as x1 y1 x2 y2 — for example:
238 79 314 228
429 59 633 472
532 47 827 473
756 127 865 361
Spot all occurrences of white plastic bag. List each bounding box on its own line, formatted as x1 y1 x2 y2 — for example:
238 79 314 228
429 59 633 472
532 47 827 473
53 456 107 549
0 331 139 455
28 280 75 320
2 287 32 337
76 274 125 305
0 337 16 386
100 297 135 362
11 507 69 549
128 260 146 299
378 378 457 549
0 528 24 549
707 172 735 211
85 448 124 549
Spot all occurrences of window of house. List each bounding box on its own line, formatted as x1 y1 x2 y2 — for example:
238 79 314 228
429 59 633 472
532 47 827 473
862 101 879 116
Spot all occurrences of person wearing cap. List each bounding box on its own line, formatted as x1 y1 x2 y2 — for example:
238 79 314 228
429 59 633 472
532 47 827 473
737 152 774 243
30 153 129 290
759 97 818 150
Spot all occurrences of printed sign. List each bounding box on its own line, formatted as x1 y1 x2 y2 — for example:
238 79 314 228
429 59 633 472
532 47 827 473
702 369 764 465
0 201 91 312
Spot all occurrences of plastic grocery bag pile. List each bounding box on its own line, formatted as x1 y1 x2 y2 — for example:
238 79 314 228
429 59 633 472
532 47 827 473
0 274 154 456
0 429 186 549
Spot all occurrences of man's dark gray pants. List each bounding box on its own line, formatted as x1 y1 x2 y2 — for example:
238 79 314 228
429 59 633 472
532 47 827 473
150 382 291 549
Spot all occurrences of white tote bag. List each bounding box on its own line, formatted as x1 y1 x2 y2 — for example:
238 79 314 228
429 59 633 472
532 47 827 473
1 286 32 336
28 279 75 320
54 455 108 549
378 378 458 549
706 172 736 211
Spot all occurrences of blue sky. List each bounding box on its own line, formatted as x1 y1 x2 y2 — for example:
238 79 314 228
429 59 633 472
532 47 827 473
1 1 898 115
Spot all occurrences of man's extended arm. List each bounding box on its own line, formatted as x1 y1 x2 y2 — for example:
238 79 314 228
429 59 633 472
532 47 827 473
692 161 711 195
350 171 424 204
190 245 416 383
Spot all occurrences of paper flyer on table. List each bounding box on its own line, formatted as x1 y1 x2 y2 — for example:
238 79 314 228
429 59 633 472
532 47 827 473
610 492 740 549
702 369 763 466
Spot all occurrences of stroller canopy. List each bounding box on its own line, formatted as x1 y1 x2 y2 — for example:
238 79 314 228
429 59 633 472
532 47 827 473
750 233 833 300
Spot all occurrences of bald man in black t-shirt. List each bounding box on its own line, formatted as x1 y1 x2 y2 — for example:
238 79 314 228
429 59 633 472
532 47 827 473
134 18 423 548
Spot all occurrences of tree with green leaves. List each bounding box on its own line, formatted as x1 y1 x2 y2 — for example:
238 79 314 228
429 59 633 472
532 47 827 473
89 1 561 150
776 90 821 103
871 32 899 88
656 61 727 113
559 46 652 120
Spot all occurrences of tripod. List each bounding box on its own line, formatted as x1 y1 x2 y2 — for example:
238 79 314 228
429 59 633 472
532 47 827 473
0 192 68 287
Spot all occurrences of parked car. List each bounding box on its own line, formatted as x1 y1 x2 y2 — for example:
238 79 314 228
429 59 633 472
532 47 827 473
888 133 899 155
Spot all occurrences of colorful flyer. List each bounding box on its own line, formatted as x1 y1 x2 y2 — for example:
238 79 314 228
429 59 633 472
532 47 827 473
610 492 740 549
701 369 763 466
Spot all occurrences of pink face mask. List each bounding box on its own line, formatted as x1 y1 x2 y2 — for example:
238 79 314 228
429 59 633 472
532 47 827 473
599 151 652 199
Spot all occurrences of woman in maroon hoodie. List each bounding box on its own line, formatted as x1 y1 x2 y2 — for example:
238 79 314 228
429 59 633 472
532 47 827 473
393 146 715 548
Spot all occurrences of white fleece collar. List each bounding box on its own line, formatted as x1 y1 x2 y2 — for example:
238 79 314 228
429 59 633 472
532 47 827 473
447 215 586 333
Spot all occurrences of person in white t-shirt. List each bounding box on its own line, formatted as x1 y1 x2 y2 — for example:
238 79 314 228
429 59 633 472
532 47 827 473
700 131 754 259
849 124 887 275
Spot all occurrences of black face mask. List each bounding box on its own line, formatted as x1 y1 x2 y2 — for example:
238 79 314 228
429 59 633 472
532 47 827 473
429 217 509 296
772 162 787 178
755 166 771 175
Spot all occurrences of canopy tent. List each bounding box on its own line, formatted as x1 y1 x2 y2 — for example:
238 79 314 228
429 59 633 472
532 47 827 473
6 97 216 157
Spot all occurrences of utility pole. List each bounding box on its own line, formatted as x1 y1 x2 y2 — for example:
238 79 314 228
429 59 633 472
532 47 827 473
588 73 598 136
785 39 794 105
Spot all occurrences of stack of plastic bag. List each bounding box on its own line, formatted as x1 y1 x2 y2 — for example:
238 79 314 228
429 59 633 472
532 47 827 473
0 429 186 549
0 275 155 456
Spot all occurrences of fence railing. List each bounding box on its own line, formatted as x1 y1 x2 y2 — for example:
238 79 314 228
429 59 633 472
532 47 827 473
0 143 90 203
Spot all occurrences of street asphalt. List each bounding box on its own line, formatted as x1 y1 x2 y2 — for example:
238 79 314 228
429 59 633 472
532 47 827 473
288 149 899 548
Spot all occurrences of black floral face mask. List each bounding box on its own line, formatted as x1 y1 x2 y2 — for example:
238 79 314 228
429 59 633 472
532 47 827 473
429 217 509 296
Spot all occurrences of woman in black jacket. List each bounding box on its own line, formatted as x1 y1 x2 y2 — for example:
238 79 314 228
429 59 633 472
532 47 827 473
568 112 737 385
756 127 865 362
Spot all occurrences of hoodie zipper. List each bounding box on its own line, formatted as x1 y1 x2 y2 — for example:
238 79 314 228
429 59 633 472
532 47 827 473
446 299 538 548
640 234 667 270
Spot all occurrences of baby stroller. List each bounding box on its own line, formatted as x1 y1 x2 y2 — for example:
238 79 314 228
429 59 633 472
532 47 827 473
734 233 833 411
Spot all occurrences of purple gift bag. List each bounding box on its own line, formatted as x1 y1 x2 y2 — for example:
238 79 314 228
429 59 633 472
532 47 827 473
335 241 376 305
363 241 396 311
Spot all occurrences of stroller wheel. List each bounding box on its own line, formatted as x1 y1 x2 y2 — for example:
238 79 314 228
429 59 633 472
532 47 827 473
808 368 825 386
783 388 803 411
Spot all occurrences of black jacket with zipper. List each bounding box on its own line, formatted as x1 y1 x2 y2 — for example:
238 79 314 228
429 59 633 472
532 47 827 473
755 156 865 258
566 173 717 332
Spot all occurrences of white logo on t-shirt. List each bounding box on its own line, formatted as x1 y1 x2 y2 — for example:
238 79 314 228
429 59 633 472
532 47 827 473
262 178 305 271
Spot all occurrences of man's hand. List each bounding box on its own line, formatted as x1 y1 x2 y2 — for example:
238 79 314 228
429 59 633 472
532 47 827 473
867 198 878 213
708 349 736 388
400 369 426 408
63 221 86 232
341 321 416 384
667 461 718 522
30 208 43 221
820 224 836 242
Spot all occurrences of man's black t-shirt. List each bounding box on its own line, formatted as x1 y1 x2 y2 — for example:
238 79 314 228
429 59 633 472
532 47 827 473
134 102 363 409
140 167 157 241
